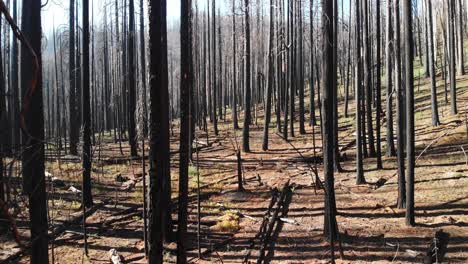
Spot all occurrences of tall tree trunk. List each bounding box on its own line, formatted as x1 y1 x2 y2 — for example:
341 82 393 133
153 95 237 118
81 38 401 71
309 0 316 126
0 13 4 202
82 0 93 208
128 0 138 157
355 0 365 184
298 0 305 134
212 0 219 135
140 0 148 137
243 0 252 152
232 0 239 130
321 0 338 259
262 0 275 151
375 0 383 169
449 0 458 114
148 0 171 261
403 0 415 226
363 0 376 157
386 0 396 157
457 0 465 75
427 0 440 126
69 0 79 155
21 0 49 262
395 0 406 209
177 0 192 261
10 0 20 152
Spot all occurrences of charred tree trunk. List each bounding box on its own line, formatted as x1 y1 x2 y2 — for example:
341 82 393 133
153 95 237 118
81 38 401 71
355 0 365 184
262 0 275 151
309 0 316 126
448 0 458 114
321 0 338 259
148 0 171 261
395 0 406 209
177 0 192 261
363 0 376 157
375 0 383 169
21 0 49 262
128 0 138 157
82 0 93 208
212 0 219 135
243 0 252 152
386 0 396 157
403 0 415 226
69 0 79 155
232 0 240 130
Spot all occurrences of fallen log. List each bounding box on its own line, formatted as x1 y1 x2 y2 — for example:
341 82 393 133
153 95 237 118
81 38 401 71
257 181 291 264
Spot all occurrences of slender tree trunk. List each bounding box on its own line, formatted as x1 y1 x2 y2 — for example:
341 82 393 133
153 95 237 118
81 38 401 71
298 0 305 135
69 0 79 155
243 0 252 152
386 0 396 157
375 0 383 169
449 0 458 114
395 0 406 209
457 0 465 75
177 0 192 261
427 0 440 126
148 0 170 261
0 14 4 202
363 0 376 157
212 0 219 135
82 0 93 209
21 0 49 262
262 0 275 151
355 0 365 184
321 0 338 259
403 0 415 226
10 0 20 152
140 0 148 137
128 0 138 157
309 0 316 126
232 0 239 129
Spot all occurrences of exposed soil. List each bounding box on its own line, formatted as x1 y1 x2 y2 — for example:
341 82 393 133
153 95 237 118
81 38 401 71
1 75 467 263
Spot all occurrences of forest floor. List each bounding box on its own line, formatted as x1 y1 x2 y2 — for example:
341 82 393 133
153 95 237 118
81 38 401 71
1 73 468 263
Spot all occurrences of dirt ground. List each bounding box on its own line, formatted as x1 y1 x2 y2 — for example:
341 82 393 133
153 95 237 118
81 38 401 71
1 74 467 263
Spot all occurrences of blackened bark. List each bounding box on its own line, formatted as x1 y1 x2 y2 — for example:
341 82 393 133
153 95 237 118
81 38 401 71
363 0 376 157
262 0 275 151
232 0 239 129
403 0 415 226
395 0 406 209
243 0 252 152
298 0 305 135
10 0 20 152
375 0 383 169
140 0 148 137
212 0 219 135
177 0 192 261
0 15 4 201
128 0 138 157
321 0 338 258
355 0 365 184
309 0 316 126
82 0 93 208
69 0 79 155
448 1 458 114
21 0 49 262
386 0 396 157
148 0 170 261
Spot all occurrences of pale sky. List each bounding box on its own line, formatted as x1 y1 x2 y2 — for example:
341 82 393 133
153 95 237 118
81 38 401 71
41 0 183 34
